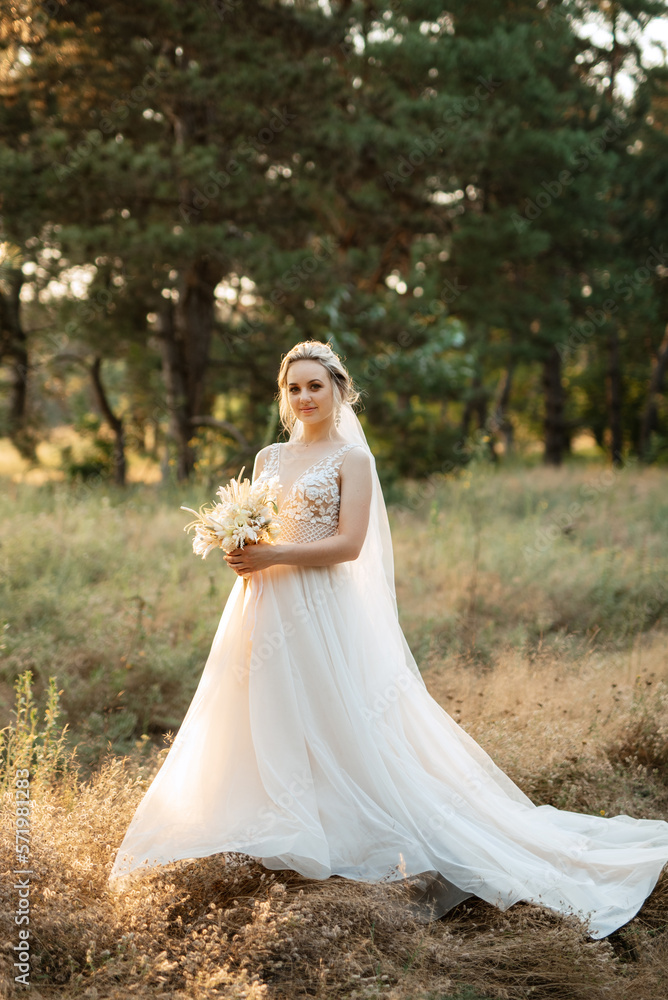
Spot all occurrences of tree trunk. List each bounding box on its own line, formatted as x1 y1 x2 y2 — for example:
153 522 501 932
0 270 35 460
606 327 623 466
491 362 515 455
181 255 220 417
156 298 195 481
639 326 668 460
90 356 126 486
542 345 566 466
156 255 222 480
459 373 487 444
157 92 228 479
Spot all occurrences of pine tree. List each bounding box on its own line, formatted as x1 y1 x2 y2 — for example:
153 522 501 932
1 0 665 479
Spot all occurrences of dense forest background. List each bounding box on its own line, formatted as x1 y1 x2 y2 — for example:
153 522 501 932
1 0 667 488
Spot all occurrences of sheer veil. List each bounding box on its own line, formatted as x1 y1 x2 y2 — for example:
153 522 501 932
288 399 423 676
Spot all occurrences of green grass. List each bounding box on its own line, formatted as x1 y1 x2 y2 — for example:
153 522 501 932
1 478 237 765
2 462 668 768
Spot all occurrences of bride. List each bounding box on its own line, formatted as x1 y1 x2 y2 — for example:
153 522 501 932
110 339 668 939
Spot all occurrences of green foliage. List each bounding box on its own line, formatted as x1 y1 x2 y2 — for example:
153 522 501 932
0 670 76 792
60 414 116 481
0 0 667 477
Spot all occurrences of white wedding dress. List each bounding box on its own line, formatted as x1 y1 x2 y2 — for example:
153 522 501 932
110 415 668 939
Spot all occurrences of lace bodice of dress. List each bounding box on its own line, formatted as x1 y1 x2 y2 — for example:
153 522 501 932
256 442 363 545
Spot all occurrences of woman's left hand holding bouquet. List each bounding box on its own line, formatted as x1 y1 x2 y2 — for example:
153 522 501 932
181 468 282 582
224 540 280 576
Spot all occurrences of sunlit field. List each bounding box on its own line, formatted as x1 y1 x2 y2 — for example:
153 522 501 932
2 456 668 999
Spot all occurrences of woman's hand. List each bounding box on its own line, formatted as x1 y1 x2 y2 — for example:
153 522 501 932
223 542 279 576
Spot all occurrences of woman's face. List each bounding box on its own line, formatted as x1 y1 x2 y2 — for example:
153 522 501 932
286 359 336 430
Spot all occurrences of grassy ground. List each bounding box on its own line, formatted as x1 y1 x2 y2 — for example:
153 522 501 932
1 457 668 998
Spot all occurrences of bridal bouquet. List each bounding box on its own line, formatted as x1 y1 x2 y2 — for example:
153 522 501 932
181 468 281 560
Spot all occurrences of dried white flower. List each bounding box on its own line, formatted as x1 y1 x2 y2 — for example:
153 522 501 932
181 468 281 558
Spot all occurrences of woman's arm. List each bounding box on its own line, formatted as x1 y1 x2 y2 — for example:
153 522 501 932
224 447 373 574
251 445 271 484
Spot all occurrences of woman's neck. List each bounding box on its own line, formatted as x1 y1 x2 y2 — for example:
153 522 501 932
293 419 342 446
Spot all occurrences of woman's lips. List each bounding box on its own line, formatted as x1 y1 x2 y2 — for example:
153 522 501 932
301 407 316 412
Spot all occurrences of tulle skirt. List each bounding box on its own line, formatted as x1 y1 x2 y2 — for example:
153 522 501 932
110 560 668 938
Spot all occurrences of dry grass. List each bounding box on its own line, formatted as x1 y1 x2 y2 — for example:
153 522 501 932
421 635 668 814
1 460 668 997
1 732 667 1000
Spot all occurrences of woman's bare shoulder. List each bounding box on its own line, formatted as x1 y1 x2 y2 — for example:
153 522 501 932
341 444 372 472
253 444 276 477
344 442 371 457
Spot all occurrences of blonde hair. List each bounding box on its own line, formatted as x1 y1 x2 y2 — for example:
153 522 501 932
277 340 360 435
